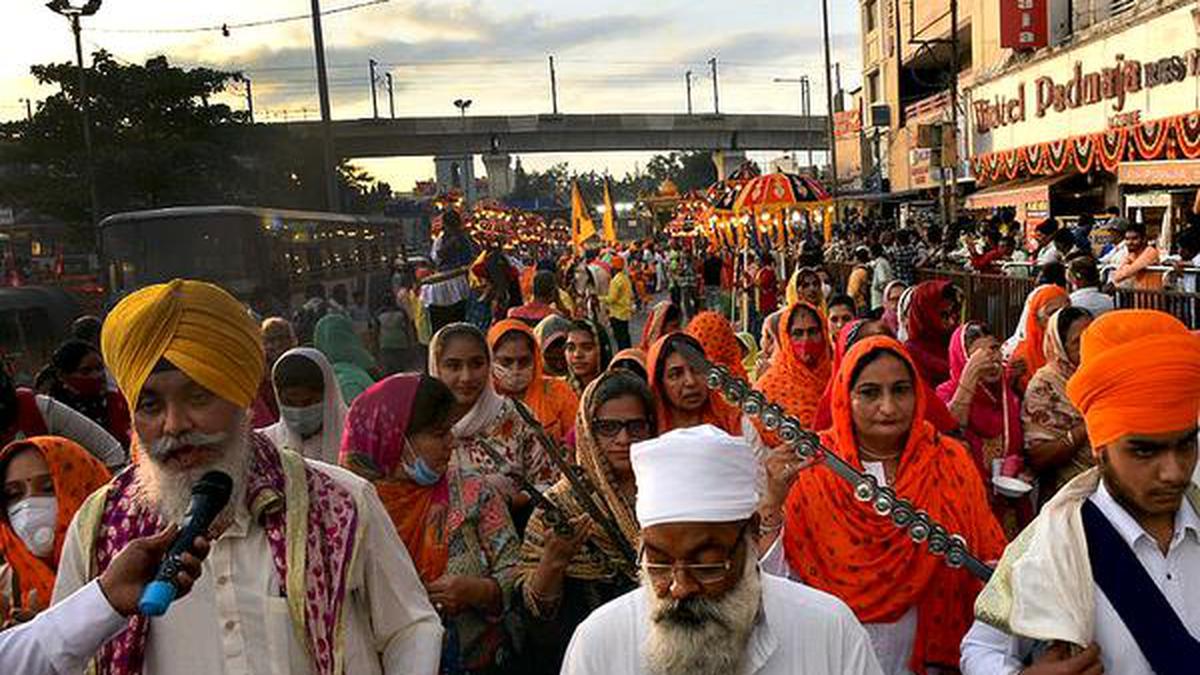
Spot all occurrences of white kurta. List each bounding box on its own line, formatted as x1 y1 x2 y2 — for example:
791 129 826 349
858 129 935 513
959 480 1200 675
560 572 883 675
52 460 444 675
0 580 127 675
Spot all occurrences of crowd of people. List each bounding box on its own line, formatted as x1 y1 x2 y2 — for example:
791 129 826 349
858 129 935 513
0 208 1198 675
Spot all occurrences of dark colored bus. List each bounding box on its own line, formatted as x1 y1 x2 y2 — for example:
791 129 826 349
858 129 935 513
100 206 413 315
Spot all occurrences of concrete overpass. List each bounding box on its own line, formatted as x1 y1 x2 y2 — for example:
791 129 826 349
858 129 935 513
279 113 828 159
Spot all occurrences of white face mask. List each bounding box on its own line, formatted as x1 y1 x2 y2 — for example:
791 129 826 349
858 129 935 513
7 496 57 557
280 403 324 438
493 362 534 394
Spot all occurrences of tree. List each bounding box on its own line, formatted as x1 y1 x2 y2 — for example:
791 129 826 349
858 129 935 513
0 51 391 242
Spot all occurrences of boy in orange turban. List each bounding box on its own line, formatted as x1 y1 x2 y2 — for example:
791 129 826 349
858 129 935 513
966 310 1200 675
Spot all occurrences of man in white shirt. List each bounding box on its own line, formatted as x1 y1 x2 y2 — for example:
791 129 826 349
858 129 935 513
52 279 443 675
1033 220 1062 267
1065 257 1114 317
962 310 1200 675
2 528 208 675
561 425 882 675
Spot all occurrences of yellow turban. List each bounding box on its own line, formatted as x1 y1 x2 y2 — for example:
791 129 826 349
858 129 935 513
101 279 265 411
1066 310 1200 449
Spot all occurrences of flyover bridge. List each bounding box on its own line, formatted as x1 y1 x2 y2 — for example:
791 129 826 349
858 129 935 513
278 113 829 159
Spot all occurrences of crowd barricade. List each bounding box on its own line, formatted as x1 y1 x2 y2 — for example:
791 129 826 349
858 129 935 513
824 261 1200 334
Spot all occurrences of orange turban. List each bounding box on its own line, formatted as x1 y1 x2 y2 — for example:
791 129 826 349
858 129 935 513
101 279 265 411
1066 310 1200 448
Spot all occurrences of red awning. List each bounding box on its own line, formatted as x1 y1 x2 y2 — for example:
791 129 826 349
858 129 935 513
963 174 1071 211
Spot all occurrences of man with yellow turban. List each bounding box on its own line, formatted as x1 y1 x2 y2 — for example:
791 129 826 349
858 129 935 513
963 310 1200 675
51 279 443 675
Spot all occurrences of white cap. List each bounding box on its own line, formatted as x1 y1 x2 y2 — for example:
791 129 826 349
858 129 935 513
631 424 759 529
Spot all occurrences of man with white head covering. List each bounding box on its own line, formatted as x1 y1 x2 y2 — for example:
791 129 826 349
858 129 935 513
561 424 882 675
51 279 442 675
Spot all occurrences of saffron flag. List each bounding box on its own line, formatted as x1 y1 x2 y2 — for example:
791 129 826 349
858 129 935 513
602 179 618 243
572 181 597 251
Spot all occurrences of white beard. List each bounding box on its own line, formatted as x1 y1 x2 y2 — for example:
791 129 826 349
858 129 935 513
132 414 252 527
642 540 763 675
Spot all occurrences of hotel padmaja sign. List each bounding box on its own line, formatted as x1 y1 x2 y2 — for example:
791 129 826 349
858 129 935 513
973 50 1200 135
1000 0 1048 50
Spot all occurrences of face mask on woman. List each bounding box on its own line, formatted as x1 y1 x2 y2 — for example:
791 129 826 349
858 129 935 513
7 495 57 557
66 375 106 398
401 437 443 486
493 362 533 394
791 338 825 366
280 403 324 437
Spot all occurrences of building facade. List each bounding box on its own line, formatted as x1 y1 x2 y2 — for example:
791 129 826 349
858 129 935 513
858 0 1199 236
966 0 1200 240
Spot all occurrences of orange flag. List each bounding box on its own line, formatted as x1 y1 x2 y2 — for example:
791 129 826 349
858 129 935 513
572 181 597 251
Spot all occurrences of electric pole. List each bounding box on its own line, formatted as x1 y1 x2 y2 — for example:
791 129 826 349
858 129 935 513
685 70 693 115
387 72 395 119
709 57 720 114
369 59 379 119
948 0 961 224
549 55 559 115
20 98 32 122
243 76 254 123
820 0 840 225
310 0 339 212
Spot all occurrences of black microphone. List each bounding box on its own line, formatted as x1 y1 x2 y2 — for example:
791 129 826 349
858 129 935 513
138 470 233 616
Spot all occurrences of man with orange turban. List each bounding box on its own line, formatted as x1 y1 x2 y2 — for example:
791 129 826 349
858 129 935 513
52 279 443 675
603 255 634 350
965 310 1200 675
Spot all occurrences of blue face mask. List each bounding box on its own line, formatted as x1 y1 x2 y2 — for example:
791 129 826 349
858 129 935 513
403 455 443 486
402 438 444 486
280 403 323 438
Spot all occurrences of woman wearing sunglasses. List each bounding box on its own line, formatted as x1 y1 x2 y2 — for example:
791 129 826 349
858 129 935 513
518 371 655 675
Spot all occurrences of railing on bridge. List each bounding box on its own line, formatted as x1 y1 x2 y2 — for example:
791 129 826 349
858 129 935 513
827 263 1200 335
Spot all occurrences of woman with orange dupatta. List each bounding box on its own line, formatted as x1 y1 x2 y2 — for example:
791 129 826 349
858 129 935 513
685 310 750 382
646 333 742 436
757 337 1005 675
1006 284 1070 393
340 373 520 674
754 301 833 443
0 436 110 624
487 319 579 442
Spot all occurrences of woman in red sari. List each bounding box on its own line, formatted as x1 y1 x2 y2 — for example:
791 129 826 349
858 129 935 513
902 280 962 387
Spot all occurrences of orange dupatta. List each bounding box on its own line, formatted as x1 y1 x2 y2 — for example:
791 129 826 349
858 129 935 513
487 319 579 441
1012 285 1070 390
754 301 832 442
686 311 749 382
0 436 111 606
782 337 1006 673
340 374 449 583
646 334 742 436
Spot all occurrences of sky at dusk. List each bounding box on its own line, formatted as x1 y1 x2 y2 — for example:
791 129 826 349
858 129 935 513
1 0 863 190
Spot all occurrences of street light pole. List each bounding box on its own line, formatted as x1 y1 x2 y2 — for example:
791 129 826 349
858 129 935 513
310 0 339 212
386 72 395 119
820 0 840 226
369 59 379 119
709 57 720 114
685 70 693 115
774 76 816 173
46 1 103 255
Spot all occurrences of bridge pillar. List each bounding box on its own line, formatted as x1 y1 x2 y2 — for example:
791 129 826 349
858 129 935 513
434 154 477 204
712 150 748 181
482 153 514 199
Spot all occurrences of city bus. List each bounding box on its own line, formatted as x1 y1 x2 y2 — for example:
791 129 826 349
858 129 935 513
100 206 419 315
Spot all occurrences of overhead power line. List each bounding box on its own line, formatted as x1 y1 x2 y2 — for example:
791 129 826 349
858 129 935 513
84 0 389 34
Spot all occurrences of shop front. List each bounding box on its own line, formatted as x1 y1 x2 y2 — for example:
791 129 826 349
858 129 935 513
966 1 1200 242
